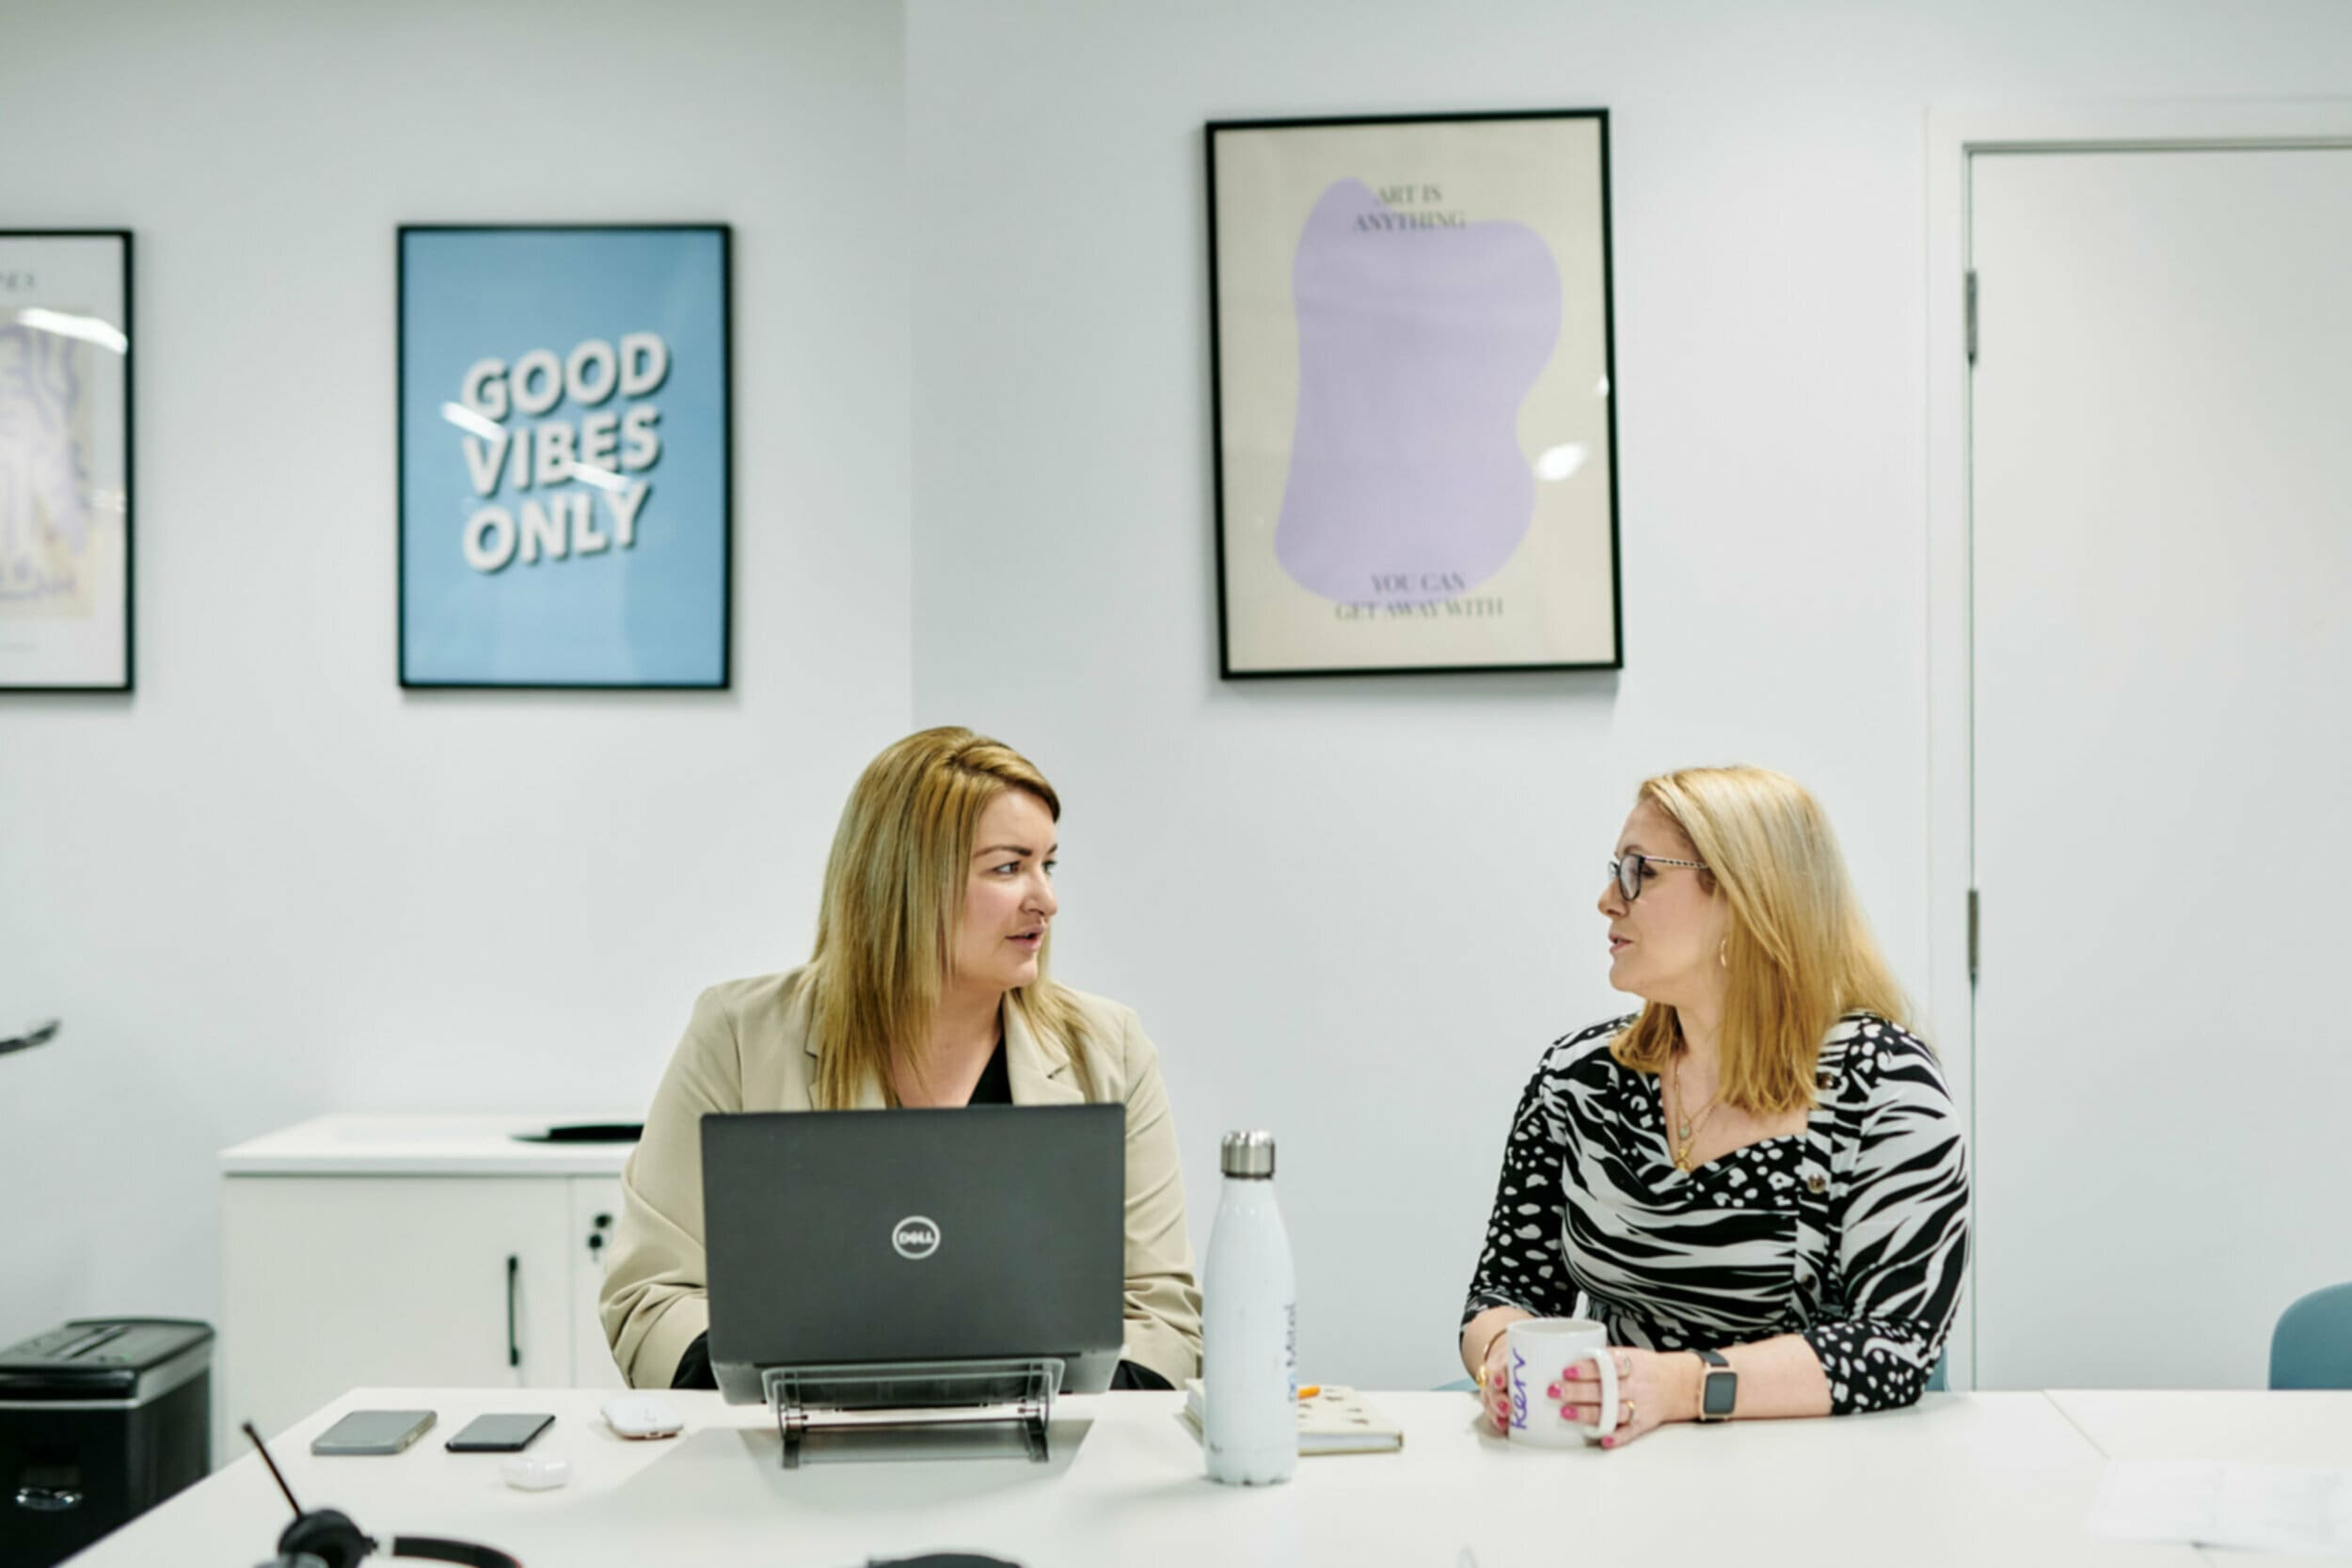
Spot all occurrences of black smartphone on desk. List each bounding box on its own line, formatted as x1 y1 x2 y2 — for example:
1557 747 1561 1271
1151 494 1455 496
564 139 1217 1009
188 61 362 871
446 1413 554 1452
311 1410 436 1455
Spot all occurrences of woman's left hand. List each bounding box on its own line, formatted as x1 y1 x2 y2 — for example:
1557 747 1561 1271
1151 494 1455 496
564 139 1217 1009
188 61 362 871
1551 1345 1688 1449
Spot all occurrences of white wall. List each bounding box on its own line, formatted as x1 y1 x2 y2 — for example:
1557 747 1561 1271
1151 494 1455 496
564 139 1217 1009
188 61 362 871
0 0 910 1340
10 0 2352 1396
905 0 2352 1387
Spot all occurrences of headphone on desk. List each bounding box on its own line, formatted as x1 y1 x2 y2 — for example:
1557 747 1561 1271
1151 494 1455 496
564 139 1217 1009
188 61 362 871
244 1423 522 1568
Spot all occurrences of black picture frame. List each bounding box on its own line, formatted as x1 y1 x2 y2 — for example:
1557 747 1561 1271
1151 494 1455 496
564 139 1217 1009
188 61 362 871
396 223 734 690
0 230 135 692
1206 111 1622 678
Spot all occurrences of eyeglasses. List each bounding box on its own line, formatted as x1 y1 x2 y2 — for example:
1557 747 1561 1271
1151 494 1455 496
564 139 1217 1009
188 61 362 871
1607 853 1708 902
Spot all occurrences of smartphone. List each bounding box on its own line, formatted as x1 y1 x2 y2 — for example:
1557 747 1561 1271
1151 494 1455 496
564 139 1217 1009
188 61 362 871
445 1413 555 1452
310 1409 437 1456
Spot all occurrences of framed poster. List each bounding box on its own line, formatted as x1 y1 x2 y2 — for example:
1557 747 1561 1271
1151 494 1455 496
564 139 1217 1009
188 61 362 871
0 230 133 692
399 224 731 689
1207 112 1621 677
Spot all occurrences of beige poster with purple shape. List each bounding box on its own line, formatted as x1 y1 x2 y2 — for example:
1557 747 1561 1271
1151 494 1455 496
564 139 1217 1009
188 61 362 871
1211 115 1619 674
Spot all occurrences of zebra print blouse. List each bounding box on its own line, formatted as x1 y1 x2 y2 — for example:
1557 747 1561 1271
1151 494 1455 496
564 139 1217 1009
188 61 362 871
1463 1012 1970 1415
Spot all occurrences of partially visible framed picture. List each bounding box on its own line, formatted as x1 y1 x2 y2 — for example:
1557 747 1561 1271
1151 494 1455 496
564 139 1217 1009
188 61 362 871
0 230 133 692
1207 111 1621 677
398 224 731 689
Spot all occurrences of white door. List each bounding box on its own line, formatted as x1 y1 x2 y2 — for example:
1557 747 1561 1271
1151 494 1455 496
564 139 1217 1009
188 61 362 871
1970 145 2352 1388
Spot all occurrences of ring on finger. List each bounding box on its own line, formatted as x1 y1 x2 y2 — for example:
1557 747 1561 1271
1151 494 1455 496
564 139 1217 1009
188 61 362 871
1622 1399 1635 1425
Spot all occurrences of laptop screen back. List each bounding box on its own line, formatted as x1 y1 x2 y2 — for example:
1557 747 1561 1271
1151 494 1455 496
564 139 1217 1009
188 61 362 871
700 1103 1125 1400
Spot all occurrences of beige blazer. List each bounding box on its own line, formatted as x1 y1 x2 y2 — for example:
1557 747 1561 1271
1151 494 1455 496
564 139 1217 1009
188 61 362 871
599 969 1203 1390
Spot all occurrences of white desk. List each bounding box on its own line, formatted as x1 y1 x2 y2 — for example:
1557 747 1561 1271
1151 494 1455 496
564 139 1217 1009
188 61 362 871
68 1386 2197 1568
2050 1390 2352 1565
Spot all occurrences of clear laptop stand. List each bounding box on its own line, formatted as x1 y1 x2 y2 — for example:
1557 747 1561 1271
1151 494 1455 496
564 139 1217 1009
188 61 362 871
760 1357 1065 1468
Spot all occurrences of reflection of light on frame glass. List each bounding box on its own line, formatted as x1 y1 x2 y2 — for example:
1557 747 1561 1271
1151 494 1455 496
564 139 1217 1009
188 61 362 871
438 402 630 492
9 308 127 356
438 400 502 442
1535 442 1588 483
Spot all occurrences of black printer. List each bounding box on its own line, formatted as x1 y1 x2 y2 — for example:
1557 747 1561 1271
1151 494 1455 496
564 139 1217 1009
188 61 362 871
0 1318 212 1568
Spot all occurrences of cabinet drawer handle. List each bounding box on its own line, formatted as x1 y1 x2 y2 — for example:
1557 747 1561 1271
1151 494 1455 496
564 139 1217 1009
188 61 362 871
15 1486 83 1512
506 1253 520 1370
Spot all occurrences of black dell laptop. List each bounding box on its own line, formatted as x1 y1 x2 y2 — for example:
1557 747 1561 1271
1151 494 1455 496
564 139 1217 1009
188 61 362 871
700 1104 1126 1406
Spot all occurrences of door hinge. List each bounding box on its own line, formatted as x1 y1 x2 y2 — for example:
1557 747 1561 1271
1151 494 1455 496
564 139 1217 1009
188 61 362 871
1967 888 1980 987
1965 270 1979 365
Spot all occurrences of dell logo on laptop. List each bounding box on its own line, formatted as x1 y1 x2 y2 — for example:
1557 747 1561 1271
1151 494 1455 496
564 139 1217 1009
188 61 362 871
891 1216 941 1259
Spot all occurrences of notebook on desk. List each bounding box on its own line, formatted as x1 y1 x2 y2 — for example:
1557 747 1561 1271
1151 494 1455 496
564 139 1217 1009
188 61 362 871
1181 1381 1405 1455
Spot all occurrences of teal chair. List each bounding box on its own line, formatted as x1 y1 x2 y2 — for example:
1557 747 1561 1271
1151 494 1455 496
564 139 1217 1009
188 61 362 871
2271 1282 2352 1389
1927 1350 1948 1393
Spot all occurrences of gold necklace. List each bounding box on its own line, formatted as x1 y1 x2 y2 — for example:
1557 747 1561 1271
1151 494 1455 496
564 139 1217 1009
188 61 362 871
1669 1052 1724 1172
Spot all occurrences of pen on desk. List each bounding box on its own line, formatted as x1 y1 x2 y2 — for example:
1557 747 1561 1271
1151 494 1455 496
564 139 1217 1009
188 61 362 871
1297 1385 1321 1400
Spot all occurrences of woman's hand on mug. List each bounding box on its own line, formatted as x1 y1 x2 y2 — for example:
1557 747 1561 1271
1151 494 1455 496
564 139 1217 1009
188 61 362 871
1553 1345 1682 1449
1463 1307 1532 1433
1477 1328 1518 1433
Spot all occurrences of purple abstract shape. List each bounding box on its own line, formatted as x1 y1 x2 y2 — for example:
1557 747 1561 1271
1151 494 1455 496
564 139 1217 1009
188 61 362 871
1274 179 1561 607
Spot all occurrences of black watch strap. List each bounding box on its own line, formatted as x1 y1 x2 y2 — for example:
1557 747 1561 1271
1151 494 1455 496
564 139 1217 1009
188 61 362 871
1695 1348 1737 1422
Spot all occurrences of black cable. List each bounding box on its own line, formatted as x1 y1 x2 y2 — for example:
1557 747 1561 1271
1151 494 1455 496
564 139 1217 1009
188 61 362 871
391 1536 523 1568
243 1421 307 1518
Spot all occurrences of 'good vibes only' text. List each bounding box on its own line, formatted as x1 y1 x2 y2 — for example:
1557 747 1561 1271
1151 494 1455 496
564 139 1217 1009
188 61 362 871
451 333 667 574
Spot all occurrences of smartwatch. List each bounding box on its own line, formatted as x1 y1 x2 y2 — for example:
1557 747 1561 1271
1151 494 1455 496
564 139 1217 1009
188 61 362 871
1694 1348 1737 1421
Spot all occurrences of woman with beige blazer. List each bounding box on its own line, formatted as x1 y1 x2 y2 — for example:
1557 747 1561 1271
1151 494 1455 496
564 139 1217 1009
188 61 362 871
599 726 1202 1391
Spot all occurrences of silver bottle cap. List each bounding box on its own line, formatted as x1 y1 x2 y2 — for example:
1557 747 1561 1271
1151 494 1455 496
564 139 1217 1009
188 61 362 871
1220 1130 1276 1179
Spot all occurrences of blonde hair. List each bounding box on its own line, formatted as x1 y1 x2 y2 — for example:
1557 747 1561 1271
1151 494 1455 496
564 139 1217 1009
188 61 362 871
1610 767 1911 1115
803 726 1099 1109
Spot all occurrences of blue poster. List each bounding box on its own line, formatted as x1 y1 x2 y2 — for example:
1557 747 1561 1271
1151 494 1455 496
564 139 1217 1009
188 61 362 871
399 226 729 687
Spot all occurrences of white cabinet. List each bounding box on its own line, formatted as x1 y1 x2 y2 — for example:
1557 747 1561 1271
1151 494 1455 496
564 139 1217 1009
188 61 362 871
220 1116 636 1460
567 1176 628 1393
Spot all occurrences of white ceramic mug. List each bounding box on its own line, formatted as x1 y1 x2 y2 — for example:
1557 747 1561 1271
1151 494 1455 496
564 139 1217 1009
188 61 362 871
1503 1318 1620 1446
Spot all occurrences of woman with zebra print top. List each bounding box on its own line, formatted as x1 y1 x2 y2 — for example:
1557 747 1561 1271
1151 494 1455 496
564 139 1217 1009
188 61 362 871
1460 767 1970 1448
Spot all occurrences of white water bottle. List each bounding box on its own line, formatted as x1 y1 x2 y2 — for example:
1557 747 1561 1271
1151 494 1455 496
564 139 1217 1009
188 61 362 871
1202 1129 1296 1485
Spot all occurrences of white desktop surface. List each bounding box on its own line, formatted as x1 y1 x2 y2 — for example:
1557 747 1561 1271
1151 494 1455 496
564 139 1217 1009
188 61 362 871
218 1114 639 1176
71 1386 2197 1567
2050 1389 2352 1566
2051 1387 2352 1467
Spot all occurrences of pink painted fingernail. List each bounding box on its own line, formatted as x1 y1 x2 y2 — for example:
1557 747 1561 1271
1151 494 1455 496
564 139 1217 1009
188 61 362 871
1601 1436 1616 1449
1545 1383 1560 1398
1563 1366 1580 1381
